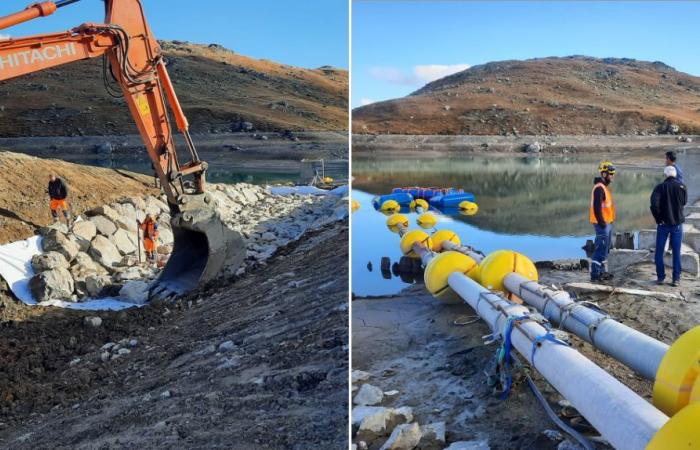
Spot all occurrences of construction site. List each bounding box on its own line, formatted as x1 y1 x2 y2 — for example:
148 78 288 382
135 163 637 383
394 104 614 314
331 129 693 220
0 0 348 448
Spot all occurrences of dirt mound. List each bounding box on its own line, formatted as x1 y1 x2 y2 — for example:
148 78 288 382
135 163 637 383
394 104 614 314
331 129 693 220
0 222 349 449
0 151 158 245
353 56 700 135
0 41 348 137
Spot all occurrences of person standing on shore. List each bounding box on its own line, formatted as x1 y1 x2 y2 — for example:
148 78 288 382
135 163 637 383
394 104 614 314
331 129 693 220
665 151 684 185
48 174 71 226
589 161 617 282
650 165 687 287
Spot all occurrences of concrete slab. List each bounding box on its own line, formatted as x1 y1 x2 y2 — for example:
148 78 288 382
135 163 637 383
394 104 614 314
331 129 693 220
608 249 651 274
638 228 700 253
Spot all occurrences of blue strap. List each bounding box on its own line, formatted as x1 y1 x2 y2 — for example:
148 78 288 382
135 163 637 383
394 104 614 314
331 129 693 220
530 332 569 366
496 314 530 399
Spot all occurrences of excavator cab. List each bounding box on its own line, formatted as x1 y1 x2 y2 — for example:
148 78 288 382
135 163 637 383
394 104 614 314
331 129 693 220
0 0 245 300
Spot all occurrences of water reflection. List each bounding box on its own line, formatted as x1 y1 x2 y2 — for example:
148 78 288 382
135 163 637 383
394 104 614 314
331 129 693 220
352 154 664 296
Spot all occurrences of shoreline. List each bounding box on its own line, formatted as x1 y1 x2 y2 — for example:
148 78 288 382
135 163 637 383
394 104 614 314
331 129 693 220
353 134 700 156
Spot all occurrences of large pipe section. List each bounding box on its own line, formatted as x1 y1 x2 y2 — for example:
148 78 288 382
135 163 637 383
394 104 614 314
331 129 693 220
411 242 669 449
504 273 669 380
446 272 668 450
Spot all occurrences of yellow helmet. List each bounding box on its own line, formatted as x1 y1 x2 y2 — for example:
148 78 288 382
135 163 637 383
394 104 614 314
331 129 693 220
598 160 617 175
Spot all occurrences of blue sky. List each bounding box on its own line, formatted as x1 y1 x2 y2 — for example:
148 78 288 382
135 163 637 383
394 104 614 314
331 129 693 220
353 1 700 107
0 0 348 68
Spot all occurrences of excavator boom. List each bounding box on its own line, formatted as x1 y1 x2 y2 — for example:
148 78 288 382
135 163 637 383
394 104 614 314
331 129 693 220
0 0 244 299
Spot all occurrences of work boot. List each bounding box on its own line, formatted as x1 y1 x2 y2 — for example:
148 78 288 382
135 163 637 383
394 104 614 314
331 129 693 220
656 279 665 286
599 272 614 281
671 279 681 287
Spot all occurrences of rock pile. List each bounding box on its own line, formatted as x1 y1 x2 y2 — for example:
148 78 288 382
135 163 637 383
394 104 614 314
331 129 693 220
351 370 454 450
29 195 169 303
28 183 348 304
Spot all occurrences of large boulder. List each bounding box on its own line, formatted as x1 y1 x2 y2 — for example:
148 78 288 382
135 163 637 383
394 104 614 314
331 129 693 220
356 407 413 444
354 384 384 406
42 229 79 262
31 251 69 272
86 274 113 297
71 220 97 251
70 252 109 297
158 227 174 246
119 280 150 304
380 423 422 450
90 215 117 237
29 267 74 301
88 235 122 268
144 196 168 216
113 228 138 255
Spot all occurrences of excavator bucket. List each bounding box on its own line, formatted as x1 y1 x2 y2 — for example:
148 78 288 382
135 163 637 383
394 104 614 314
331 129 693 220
149 193 245 300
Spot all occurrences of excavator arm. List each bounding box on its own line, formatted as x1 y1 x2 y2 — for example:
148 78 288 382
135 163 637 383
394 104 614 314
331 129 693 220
0 0 244 298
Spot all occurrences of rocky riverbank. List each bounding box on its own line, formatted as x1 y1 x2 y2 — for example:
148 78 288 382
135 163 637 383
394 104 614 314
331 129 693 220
352 134 699 156
23 183 347 306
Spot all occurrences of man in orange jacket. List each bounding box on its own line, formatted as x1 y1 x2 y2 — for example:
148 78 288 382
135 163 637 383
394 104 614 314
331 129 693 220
139 214 159 264
589 161 616 282
48 173 71 226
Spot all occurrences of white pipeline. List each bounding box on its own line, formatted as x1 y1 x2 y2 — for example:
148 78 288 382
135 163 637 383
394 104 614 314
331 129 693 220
504 273 669 380
441 240 484 262
447 273 668 450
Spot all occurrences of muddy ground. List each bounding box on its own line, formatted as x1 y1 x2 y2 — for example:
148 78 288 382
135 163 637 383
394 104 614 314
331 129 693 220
0 222 349 449
352 259 700 449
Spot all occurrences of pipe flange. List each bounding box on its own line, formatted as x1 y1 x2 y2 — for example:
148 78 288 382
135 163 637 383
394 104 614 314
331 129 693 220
652 325 700 416
424 251 478 302
430 229 461 252
647 402 700 448
479 250 538 294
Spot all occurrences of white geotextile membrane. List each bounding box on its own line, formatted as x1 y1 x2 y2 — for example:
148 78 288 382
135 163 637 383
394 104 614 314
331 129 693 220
0 235 138 311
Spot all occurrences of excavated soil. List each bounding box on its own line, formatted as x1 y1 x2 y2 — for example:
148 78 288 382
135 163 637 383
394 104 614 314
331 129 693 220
0 222 348 449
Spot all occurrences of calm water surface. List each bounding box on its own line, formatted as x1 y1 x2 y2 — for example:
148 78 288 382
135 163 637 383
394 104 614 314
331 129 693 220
352 154 669 296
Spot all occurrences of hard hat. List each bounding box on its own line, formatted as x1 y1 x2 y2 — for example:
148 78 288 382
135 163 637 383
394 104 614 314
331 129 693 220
664 166 677 178
598 161 617 175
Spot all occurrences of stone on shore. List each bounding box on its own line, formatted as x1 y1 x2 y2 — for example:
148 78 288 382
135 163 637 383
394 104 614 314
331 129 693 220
354 383 384 406
88 235 122 268
31 251 69 272
380 423 422 450
29 267 74 301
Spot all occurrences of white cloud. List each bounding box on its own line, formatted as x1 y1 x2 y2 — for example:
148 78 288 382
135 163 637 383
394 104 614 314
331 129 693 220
360 98 376 106
368 66 416 85
413 64 470 83
368 63 470 86
0 34 10 41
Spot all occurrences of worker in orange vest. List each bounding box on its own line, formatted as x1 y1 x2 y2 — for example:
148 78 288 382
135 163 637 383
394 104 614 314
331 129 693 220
48 173 71 226
589 161 617 282
138 214 159 264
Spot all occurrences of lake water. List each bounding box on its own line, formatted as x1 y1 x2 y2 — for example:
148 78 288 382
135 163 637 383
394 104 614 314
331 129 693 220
351 154 671 297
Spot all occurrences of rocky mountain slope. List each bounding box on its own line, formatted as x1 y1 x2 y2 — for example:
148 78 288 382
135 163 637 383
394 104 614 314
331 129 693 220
0 41 348 137
353 56 700 135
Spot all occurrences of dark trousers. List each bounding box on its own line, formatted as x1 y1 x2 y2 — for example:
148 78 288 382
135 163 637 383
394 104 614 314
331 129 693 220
655 224 683 282
591 223 613 279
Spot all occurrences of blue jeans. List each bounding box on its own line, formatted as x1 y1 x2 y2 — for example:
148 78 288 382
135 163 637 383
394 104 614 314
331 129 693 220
655 224 683 281
591 224 613 279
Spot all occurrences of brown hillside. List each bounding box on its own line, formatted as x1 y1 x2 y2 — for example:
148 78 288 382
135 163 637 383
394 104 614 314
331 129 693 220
353 56 700 135
0 41 348 137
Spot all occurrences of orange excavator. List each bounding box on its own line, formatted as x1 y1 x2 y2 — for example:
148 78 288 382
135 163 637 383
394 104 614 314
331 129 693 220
0 0 245 299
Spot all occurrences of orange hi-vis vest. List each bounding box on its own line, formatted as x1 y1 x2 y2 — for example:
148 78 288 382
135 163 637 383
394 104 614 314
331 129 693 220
140 219 159 241
589 183 615 224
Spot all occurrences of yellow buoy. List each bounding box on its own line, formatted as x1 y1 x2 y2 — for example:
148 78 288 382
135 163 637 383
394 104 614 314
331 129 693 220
322 176 334 184
459 201 479 216
431 229 461 252
351 199 360 212
652 325 700 416
468 264 482 284
380 199 400 213
479 250 538 292
646 402 700 449
386 214 409 233
411 198 429 210
424 251 479 303
399 230 432 259
417 213 437 229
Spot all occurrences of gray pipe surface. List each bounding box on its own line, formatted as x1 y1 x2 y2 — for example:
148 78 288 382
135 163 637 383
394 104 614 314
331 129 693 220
504 273 669 380
448 273 668 450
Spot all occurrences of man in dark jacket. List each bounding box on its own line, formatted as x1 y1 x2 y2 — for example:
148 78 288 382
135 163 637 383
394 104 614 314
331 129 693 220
48 174 71 225
650 166 687 286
